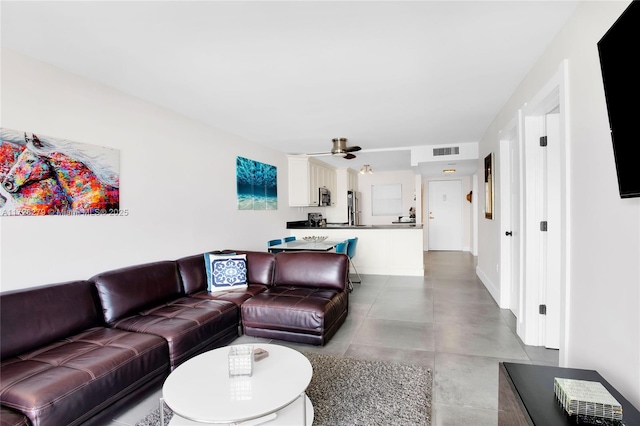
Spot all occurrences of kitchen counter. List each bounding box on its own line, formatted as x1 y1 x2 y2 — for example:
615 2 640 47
287 226 424 276
287 222 422 230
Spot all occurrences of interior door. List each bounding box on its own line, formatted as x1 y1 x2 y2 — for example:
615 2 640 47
543 112 561 349
428 180 462 251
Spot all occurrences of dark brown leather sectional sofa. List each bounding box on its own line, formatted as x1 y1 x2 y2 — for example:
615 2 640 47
0 250 349 426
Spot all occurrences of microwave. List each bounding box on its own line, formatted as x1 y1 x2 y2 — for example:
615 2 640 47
318 187 331 206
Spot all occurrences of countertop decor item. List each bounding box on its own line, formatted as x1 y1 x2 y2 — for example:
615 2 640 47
302 236 328 242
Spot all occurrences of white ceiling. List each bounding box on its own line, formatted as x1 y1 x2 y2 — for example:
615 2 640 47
0 1 579 175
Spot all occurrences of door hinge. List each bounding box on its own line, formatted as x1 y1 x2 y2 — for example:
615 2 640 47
540 221 548 232
539 304 547 315
540 136 548 147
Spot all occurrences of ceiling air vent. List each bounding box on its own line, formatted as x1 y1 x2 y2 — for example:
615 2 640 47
433 147 460 156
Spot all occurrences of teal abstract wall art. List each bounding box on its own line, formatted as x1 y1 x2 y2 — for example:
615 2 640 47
236 156 277 210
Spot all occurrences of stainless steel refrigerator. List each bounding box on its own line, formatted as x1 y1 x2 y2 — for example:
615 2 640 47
347 191 361 226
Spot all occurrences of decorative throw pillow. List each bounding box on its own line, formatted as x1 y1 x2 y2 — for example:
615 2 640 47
208 254 248 292
204 251 236 291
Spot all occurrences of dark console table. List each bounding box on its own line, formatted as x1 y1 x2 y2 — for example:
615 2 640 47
499 362 640 425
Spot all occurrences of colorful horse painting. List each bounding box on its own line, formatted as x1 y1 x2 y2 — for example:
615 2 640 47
3 147 54 193
45 151 119 212
1 142 68 214
1 130 119 215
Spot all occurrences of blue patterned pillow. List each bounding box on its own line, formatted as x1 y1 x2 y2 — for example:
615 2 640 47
209 254 248 292
204 252 236 291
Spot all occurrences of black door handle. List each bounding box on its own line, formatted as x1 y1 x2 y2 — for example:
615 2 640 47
505 231 513 236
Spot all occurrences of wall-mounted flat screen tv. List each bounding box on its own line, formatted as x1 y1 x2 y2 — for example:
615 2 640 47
597 0 640 198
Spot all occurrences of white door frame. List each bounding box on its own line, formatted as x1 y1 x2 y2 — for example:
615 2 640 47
499 114 523 315
472 174 479 256
519 60 570 361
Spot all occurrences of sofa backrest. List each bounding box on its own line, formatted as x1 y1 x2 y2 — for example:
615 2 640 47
175 254 209 294
177 250 276 294
91 261 182 324
233 251 276 286
273 252 348 291
0 280 101 359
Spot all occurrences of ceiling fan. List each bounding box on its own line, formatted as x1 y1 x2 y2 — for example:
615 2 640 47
305 138 362 160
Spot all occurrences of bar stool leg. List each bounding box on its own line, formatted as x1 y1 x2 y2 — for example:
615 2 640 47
349 258 362 284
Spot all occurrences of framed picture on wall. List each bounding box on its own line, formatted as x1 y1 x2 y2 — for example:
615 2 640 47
484 153 494 219
236 156 277 210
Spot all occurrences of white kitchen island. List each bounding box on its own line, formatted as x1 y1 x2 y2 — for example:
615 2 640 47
289 225 424 276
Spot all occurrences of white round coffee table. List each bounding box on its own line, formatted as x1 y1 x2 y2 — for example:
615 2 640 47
162 343 313 425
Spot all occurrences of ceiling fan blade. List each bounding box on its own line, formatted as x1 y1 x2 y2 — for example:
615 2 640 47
344 146 361 153
343 153 356 160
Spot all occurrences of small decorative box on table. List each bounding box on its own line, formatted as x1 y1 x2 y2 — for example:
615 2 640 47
554 378 623 425
228 345 254 377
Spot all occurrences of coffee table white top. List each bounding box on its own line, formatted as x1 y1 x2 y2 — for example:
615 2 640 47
162 344 313 424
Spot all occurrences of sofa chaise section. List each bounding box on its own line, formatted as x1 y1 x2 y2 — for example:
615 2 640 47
241 251 349 346
91 260 239 369
0 281 169 426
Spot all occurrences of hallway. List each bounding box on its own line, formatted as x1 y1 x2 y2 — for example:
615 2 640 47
111 251 558 425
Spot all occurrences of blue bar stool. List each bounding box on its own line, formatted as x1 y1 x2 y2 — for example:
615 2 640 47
334 241 352 292
283 236 296 242
268 239 283 253
347 237 362 284
335 241 348 254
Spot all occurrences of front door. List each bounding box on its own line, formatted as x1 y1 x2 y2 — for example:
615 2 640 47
428 180 462 251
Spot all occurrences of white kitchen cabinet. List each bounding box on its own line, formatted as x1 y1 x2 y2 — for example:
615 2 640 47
347 168 358 192
287 156 336 207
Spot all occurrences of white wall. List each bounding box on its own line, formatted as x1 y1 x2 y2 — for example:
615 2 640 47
358 170 417 226
477 1 640 408
0 48 301 291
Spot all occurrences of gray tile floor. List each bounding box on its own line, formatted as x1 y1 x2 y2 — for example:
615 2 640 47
109 251 558 426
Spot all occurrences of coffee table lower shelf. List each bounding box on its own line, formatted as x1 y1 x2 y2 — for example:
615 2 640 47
165 394 314 425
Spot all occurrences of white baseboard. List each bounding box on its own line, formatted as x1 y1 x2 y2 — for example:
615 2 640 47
476 266 501 306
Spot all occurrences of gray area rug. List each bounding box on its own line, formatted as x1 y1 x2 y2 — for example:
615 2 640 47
136 352 432 426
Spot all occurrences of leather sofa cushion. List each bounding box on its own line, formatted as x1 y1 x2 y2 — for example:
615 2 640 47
176 250 234 294
0 406 29 426
110 296 238 368
0 327 168 426
241 286 349 336
232 251 276 286
92 261 183 324
177 250 276 295
189 285 268 307
273 252 348 291
0 280 101 359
